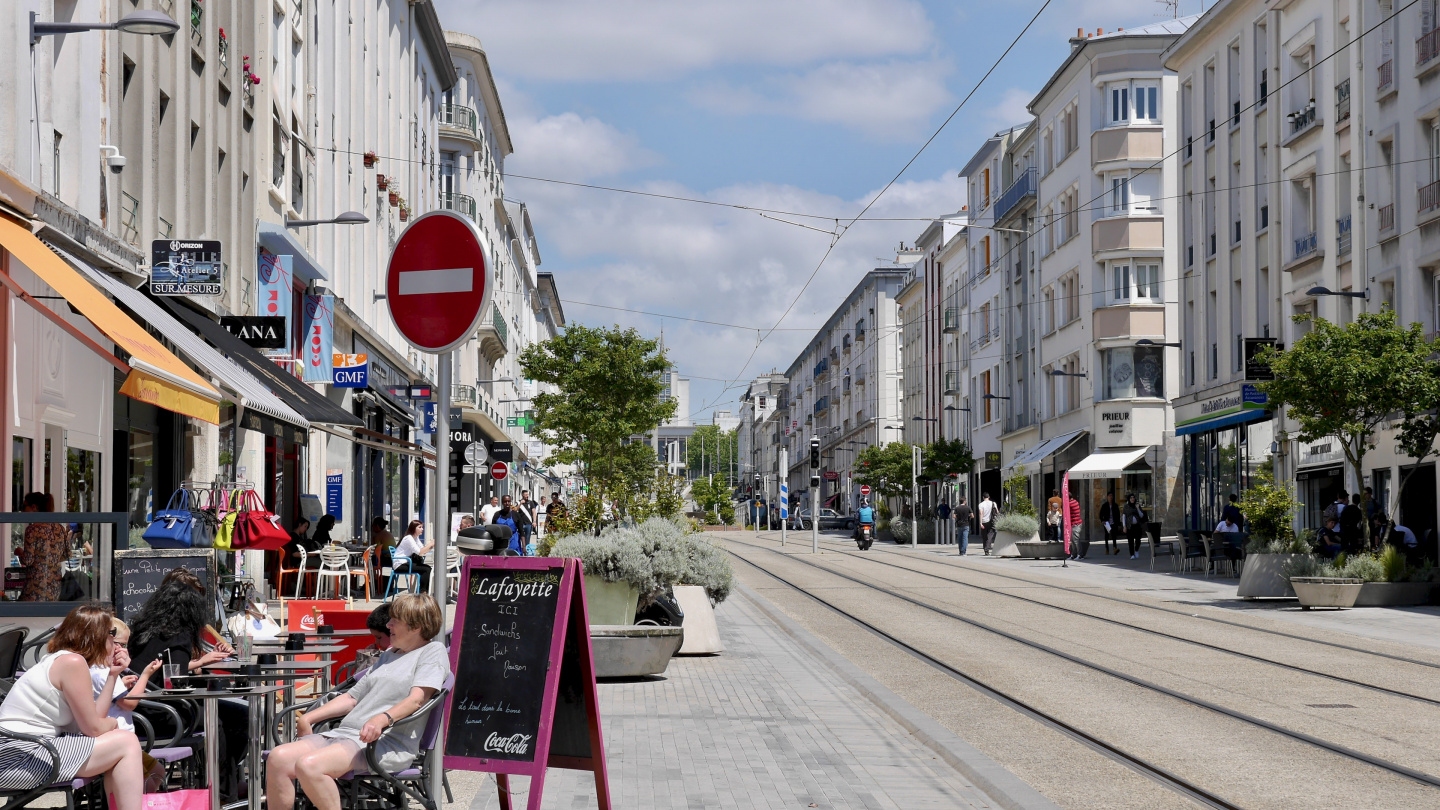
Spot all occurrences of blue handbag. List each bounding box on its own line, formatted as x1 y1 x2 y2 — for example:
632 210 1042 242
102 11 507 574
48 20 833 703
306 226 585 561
143 488 197 549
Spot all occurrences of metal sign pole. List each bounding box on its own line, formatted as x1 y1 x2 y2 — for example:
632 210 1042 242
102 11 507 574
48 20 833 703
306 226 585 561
810 479 818 554
429 350 450 810
911 445 919 550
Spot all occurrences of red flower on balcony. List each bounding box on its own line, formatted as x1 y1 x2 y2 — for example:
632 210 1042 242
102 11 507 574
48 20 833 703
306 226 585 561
376 174 388 190
388 191 399 207
363 151 378 168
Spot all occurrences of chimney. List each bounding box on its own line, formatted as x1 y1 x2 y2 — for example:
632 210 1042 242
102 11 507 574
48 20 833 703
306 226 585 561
1097 28 1104 36
1077 27 1083 38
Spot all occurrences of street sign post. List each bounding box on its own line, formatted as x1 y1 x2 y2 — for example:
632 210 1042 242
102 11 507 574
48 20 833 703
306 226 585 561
490 461 509 481
463 442 487 466
778 449 788 547
386 211 493 810
860 485 871 497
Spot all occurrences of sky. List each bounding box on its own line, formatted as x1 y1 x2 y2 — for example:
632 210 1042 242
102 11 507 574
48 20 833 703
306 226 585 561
432 0 1210 424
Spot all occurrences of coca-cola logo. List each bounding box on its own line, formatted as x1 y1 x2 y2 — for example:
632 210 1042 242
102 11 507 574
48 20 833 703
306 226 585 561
483 732 531 755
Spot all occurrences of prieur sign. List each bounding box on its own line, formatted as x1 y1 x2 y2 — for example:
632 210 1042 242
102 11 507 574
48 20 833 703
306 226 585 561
1094 403 1165 448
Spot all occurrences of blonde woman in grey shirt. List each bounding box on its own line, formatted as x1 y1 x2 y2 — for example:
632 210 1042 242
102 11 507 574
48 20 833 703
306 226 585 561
265 594 450 810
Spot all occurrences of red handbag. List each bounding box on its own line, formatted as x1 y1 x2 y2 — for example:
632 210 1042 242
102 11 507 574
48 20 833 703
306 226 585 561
233 490 290 551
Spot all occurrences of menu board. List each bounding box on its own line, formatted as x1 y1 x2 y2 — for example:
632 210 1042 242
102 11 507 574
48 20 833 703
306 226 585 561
445 566 563 762
113 549 217 622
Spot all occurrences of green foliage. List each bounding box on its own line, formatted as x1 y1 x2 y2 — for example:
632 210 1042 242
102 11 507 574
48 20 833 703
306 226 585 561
853 442 915 501
1244 535 1310 555
1283 555 1341 579
1338 553 1386 582
685 425 738 481
549 518 733 606
1002 472 1035 518
1378 545 1409 583
921 438 974 482
674 530 734 604
1410 560 1439 583
689 476 736 525
1238 473 1301 543
995 513 1039 538
551 530 656 594
890 520 910 542
1260 310 1438 545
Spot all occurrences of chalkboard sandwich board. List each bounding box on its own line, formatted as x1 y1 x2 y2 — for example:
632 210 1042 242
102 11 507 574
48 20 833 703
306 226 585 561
443 556 611 810
113 549 217 622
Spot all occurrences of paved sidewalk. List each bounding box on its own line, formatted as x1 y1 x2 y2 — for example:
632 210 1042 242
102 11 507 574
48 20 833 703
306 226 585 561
914 542 1440 651
457 586 1012 810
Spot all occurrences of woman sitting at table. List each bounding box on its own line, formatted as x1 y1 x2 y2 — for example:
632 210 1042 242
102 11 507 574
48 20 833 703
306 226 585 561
393 520 433 592
0 604 147 810
265 594 449 810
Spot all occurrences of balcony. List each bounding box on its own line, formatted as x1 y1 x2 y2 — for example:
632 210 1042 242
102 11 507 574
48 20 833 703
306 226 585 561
1379 203 1396 233
995 167 1037 221
1337 214 1352 256
1335 79 1351 124
440 191 476 220
814 357 829 379
1293 230 1318 262
1378 60 1394 93
439 103 480 140
842 334 852 353
813 396 829 415
943 370 960 396
1287 101 1318 137
477 305 508 364
451 385 479 410
1420 29 1440 68
842 375 851 394
190 0 203 46
1421 180 1440 216
943 307 960 333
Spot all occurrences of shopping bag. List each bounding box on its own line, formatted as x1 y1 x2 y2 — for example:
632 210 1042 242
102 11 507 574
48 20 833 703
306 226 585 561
111 789 209 810
234 490 289 551
142 489 196 549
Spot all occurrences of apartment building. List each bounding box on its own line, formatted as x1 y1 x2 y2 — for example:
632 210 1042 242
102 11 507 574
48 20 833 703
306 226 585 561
1020 20 1194 537
738 373 787 503
778 269 907 512
993 123 1042 481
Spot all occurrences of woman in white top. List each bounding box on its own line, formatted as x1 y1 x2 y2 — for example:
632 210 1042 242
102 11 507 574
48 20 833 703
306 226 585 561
393 520 433 591
0 604 147 808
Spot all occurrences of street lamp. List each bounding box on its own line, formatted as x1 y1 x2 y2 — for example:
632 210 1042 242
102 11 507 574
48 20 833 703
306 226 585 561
1306 285 1369 299
982 393 1012 399
286 211 370 228
1134 339 1182 348
30 10 179 45
1047 370 1088 379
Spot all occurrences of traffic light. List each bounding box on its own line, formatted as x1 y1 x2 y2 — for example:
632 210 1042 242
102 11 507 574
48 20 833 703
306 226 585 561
809 436 820 469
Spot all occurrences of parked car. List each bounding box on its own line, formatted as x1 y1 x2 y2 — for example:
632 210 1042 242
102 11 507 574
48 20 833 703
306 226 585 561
789 508 854 531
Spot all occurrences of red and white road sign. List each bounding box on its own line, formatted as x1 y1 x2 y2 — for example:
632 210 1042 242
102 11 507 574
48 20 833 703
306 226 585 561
860 485 871 496
490 461 509 481
823 471 839 481
385 211 493 353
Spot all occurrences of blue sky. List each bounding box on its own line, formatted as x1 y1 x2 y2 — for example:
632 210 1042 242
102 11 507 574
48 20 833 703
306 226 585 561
434 0 1208 421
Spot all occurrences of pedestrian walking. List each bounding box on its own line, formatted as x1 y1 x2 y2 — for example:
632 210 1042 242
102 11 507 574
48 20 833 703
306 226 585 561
1098 492 1120 555
479 496 501 525
953 497 972 556
1066 490 1086 559
1122 493 1146 560
977 493 998 556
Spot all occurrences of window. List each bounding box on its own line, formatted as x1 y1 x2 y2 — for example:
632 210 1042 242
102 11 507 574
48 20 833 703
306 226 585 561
1134 263 1160 300
1134 82 1159 122
1109 81 1160 124
1102 346 1164 400
982 370 993 422
1109 174 1131 214
1103 171 1158 216
1112 263 1132 301
1110 84 1130 124
52 131 62 195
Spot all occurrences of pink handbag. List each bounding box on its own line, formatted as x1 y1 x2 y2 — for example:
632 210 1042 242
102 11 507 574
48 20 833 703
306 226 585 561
112 790 209 810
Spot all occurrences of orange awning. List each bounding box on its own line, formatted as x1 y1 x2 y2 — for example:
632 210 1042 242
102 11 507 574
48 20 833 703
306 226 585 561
0 216 221 424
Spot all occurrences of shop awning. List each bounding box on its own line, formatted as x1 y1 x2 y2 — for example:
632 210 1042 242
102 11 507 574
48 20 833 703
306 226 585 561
0 216 220 423
1175 407 1269 437
1065 447 1150 480
57 247 310 441
158 298 364 428
256 222 328 283
1003 429 1086 474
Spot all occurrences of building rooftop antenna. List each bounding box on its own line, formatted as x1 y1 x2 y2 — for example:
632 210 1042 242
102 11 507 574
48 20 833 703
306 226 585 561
1156 0 1180 18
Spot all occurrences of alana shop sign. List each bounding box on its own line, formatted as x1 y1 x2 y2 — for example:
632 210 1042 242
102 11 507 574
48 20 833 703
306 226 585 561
150 240 222 296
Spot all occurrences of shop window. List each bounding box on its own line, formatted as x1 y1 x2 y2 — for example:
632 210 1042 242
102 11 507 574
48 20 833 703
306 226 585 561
1101 346 1164 400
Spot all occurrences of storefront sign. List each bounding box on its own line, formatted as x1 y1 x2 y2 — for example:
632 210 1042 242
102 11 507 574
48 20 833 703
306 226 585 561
256 252 293 350
423 402 438 434
221 316 287 349
301 294 334 383
333 353 368 388
526 440 544 459
491 442 514 462
1298 438 1344 468
1176 383 1270 427
325 470 343 521
983 451 1001 470
150 239 222 296
1244 338 1279 381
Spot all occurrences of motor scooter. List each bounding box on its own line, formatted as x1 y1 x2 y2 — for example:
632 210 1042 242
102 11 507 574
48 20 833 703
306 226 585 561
855 521 874 551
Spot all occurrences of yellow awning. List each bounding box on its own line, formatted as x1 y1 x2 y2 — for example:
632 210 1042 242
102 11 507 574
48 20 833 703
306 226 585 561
0 216 221 424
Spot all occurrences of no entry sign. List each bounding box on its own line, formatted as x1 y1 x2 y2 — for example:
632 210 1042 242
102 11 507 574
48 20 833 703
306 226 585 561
385 211 493 353
860 485 871 496
490 461 509 481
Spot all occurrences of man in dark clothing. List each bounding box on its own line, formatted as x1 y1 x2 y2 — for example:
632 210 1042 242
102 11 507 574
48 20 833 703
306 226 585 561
1340 492 1366 552
1222 494 1244 530
953 497 973 556
1097 493 1120 555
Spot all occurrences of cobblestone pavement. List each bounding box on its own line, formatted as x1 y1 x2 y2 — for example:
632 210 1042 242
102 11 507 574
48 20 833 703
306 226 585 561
455 586 1010 810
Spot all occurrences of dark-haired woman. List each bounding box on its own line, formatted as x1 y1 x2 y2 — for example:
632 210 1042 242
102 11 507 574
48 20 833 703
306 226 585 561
17 492 69 602
393 521 432 591
0 604 147 809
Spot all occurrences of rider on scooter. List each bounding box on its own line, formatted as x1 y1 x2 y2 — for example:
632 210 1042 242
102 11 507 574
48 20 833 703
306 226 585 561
855 499 876 549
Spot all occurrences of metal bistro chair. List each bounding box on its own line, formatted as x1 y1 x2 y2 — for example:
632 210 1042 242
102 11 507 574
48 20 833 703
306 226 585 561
0 625 29 697
314 546 356 601
1212 531 1246 578
1145 522 1178 571
0 725 97 810
338 675 454 810
384 557 421 601
445 548 462 599
280 546 315 600
1179 530 1208 575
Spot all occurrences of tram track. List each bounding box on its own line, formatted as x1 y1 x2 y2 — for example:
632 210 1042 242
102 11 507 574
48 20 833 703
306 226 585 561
752 533 1440 708
722 536 1440 802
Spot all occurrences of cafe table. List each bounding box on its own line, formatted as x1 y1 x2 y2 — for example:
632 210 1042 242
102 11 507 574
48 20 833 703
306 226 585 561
131 684 284 810
203 660 334 742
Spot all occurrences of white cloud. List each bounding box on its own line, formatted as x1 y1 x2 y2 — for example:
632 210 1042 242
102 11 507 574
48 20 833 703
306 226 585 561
508 112 660 181
986 86 1036 130
433 0 934 81
692 60 953 139
510 169 965 419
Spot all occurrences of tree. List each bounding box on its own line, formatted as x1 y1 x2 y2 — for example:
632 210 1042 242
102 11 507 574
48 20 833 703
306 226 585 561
519 325 677 529
1389 361 1440 527
685 425 738 483
690 476 735 525
920 437 974 483
1260 309 1437 545
853 442 914 502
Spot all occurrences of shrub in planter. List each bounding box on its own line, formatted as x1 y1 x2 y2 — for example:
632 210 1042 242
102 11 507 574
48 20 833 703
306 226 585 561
995 513 1039 538
1244 534 1310 555
1283 555 1340 580
890 520 910 542
551 530 656 594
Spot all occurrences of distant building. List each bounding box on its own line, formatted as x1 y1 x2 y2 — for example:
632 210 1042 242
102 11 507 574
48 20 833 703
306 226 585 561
661 369 691 426
711 410 740 432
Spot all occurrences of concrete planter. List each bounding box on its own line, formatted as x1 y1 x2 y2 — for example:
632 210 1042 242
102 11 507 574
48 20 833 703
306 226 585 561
991 530 1034 558
1353 581 1437 607
673 585 722 655
1015 541 1067 559
589 625 684 678
1237 554 1307 599
1291 577 1364 609
583 575 642 626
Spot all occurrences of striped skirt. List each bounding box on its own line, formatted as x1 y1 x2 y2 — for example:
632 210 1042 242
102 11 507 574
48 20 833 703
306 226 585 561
0 735 95 791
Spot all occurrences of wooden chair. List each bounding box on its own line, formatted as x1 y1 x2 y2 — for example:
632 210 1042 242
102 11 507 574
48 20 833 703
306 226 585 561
357 545 377 602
